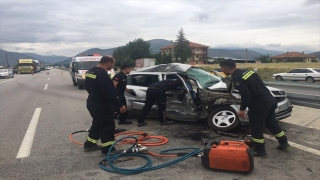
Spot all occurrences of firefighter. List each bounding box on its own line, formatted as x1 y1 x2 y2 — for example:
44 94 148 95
219 59 290 157
137 79 183 127
112 64 135 124
83 56 126 154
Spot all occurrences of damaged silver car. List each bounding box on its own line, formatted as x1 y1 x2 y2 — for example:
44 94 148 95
124 63 292 131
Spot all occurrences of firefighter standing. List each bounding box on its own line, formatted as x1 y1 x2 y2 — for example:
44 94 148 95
83 56 126 154
220 59 290 157
137 79 183 127
112 64 135 124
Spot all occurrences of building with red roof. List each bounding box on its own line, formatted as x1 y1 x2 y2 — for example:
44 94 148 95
271 51 317 63
160 42 209 65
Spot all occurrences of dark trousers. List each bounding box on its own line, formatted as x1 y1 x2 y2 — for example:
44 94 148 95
87 101 115 144
138 88 167 123
248 97 283 141
114 94 127 122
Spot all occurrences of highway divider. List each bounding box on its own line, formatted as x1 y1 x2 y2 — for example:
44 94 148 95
286 93 320 109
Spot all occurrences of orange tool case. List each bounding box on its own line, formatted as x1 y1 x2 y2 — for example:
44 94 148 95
201 141 254 174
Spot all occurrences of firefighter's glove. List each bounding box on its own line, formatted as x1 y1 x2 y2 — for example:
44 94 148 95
128 89 136 96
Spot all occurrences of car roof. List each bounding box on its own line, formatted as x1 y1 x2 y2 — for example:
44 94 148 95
134 63 191 73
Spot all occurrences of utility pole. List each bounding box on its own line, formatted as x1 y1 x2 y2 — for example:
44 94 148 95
5 54 9 67
245 48 248 63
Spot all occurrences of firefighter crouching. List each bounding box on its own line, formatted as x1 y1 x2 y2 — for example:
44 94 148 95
220 59 290 157
83 56 126 154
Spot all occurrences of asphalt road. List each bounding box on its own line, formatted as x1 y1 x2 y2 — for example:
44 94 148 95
0 69 319 179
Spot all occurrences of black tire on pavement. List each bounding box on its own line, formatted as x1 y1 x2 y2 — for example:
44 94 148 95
305 77 315 83
77 80 83 89
275 76 283 81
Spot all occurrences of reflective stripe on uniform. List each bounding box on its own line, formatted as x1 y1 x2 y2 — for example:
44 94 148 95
87 137 98 144
252 138 264 143
274 131 285 137
85 73 96 79
101 141 115 147
242 70 254 80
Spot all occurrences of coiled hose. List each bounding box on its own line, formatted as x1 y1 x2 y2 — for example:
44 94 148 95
69 130 203 174
99 136 203 175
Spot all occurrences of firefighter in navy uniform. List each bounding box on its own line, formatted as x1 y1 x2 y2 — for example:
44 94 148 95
219 59 290 157
137 79 183 127
83 56 126 155
112 64 135 124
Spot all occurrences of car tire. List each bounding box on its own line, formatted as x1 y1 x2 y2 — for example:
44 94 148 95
275 76 283 81
207 106 240 132
77 79 83 89
73 79 77 86
305 77 315 83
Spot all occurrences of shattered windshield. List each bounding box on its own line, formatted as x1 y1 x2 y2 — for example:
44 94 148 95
186 68 221 89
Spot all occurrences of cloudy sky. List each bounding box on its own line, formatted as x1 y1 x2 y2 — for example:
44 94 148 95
0 0 319 56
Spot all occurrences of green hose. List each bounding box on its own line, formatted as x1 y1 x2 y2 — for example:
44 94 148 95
99 136 203 175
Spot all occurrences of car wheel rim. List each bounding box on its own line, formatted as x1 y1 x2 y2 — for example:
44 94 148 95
211 110 236 128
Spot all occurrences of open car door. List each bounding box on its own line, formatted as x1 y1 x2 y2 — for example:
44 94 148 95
164 73 199 122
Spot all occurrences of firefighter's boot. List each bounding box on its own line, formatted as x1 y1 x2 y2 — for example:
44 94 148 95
276 135 291 151
252 143 267 157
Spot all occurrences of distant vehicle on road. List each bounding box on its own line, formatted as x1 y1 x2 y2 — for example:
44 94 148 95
45 66 51 70
40 62 46 71
272 68 320 83
0 69 14 78
134 58 155 70
18 59 35 74
33 60 41 72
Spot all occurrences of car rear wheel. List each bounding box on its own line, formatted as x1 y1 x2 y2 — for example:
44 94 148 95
275 76 283 81
305 77 314 83
77 79 83 89
207 106 240 132
73 78 77 86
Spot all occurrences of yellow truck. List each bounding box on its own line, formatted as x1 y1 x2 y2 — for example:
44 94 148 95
18 59 35 74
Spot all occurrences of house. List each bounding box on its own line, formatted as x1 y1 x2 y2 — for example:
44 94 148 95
271 51 317 63
160 42 209 65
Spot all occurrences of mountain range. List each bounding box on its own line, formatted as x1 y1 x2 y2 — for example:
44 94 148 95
0 39 318 66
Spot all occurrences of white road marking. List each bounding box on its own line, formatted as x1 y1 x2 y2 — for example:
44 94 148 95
264 134 320 156
16 108 42 159
44 84 48 90
48 78 50 80
0 79 15 84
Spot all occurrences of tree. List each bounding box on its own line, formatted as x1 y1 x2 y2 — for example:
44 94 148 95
174 28 192 63
113 38 151 66
257 55 271 63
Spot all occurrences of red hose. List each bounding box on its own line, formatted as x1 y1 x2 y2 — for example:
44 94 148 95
69 130 175 157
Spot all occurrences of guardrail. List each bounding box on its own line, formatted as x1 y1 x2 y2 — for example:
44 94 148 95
263 81 320 108
263 81 320 89
286 93 320 109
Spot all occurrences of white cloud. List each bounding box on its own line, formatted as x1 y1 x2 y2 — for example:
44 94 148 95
0 0 319 56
